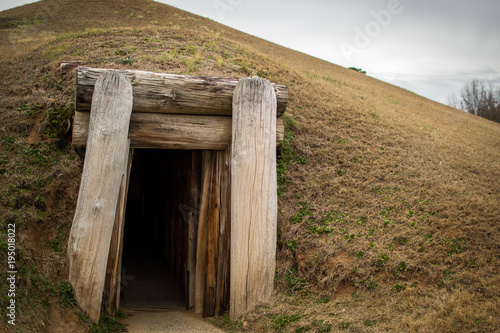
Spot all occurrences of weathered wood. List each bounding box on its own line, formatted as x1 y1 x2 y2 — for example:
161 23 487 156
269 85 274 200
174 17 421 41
216 145 231 316
194 151 214 314
186 151 201 309
73 111 284 149
276 119 284 148
114 148 134 310
59 61 83 73
76 67 288 116
230 77 278 320
68 72 133 323
102 146 133 314
203 151 221 317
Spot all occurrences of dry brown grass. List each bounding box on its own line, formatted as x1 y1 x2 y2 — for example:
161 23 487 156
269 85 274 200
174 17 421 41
0 0 499 332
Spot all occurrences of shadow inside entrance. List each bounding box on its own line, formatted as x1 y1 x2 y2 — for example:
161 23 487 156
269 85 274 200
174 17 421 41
120 253 184 310
119 149 189 311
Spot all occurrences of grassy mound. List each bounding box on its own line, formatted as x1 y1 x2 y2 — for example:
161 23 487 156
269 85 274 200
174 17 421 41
0 1 499 332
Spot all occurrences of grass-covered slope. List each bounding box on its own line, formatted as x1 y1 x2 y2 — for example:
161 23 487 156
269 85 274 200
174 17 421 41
0 0 499 332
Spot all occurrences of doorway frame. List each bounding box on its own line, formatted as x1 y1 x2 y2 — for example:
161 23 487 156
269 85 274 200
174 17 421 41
67 67 287 323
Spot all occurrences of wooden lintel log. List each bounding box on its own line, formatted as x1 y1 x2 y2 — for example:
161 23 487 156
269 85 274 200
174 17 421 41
68 72 133 323
230 77 277 320
76 67 288 116
73 111 285 149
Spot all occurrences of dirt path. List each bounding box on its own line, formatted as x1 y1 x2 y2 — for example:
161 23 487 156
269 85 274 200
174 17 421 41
122 310 225 333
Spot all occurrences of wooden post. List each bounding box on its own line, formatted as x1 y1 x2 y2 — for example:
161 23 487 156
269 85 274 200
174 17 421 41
216 145 231 316
203 151 222 317
68 72 133 323
186 151 201 309
194 151 215 314
230 77 278 320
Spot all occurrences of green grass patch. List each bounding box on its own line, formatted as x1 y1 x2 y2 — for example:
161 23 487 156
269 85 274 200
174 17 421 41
55 280 76 307
268 312 301 331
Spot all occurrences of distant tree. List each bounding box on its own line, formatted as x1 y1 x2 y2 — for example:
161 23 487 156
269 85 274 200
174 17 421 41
450 80 500 123
447 93 460 109
348 67 366 74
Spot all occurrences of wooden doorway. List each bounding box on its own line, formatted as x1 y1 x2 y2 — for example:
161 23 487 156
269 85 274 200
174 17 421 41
68 69 283 322
120 149 189 310
118 149 231 317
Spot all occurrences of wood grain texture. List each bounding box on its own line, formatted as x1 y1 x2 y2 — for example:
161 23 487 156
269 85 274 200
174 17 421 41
76 67 288 116
194 151 214 314
216 145 231 316
68 72 133 323
203 151 222 317
102 146 133 314
186 151 201 309
73 111 284 149
230 77 278 320
113 148 134 311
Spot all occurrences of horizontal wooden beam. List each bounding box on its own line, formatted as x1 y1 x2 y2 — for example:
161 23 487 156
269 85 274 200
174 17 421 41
76 67 288 116
73 112 284 150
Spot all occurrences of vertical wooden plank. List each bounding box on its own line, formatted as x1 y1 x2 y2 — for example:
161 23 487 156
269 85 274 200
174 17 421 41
194 151 214 314
113 148 134 310
203 151 222 317
68 72 133 323
216 145 231 316
102 145 133 314
230 77 278 320
187 151 201 309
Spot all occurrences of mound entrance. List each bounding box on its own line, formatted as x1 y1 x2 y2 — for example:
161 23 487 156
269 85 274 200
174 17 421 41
66 67 287 323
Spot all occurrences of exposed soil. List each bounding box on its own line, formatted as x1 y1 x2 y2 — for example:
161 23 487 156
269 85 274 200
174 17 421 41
47 297 87 333
122 310 224 333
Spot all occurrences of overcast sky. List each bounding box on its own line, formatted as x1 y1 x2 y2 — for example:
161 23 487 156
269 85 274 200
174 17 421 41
2 0 499 105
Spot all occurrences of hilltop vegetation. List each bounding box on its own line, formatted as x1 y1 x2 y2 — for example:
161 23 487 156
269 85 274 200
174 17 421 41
0 0 499 332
